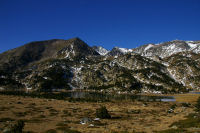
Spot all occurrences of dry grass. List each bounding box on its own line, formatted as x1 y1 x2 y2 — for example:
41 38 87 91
174 93 200 103
0 94 198 133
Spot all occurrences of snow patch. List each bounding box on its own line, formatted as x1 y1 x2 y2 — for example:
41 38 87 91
144 44 154 51
27 87 32 90
187 41 198 49
118 48 133 53
94 46 109 55
43 77 48 79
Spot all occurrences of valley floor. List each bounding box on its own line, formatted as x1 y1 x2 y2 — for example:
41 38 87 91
0 94 199 133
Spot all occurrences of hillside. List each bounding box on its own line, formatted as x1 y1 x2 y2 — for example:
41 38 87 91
0 38 199 93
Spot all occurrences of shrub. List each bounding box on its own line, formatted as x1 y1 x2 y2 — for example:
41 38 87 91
10 120 25 133
181 102 191 107
96 106 111 119
195 97 200 112
170 104 177 110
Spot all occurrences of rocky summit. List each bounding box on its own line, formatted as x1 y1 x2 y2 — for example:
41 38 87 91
0 38 199 93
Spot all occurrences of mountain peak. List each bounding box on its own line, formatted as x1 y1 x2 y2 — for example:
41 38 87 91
92 46 109 56
106 47 133 57
69 37 82 41
0 37 99 71
133 40 200 58
68 37 84 42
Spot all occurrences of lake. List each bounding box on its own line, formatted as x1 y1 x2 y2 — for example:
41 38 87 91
67 91 175 102
0 91 176 102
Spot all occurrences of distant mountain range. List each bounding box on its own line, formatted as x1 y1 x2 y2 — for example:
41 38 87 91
0 38 199 93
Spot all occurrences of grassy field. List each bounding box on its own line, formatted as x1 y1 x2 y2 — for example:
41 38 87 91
174 93 200 103
0 94 199 133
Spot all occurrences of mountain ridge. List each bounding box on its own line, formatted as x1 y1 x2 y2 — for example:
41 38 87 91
0 37 199 93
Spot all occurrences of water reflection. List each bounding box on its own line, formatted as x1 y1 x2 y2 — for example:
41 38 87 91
68 91 175 102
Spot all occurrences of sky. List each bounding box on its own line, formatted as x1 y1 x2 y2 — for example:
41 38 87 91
0 0 200 53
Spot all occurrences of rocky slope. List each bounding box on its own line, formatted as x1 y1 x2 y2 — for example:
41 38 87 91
0 38 199 93
132 40 200 58
164 52 200 90
92 46 109 56
106 47 132 57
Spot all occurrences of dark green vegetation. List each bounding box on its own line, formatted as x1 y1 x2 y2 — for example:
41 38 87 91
33 63 72 91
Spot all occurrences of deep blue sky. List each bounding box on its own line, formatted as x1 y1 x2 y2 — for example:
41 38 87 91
0 0 200 53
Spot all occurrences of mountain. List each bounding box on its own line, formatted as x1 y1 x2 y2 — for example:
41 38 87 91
0 38 99 72
92 46 109 56
132 40 200 58
164 52 200 90
0 38 99 91
0 38 199 93
106 47 133 57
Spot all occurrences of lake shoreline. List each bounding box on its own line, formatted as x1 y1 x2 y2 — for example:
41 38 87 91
0 90 200 103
